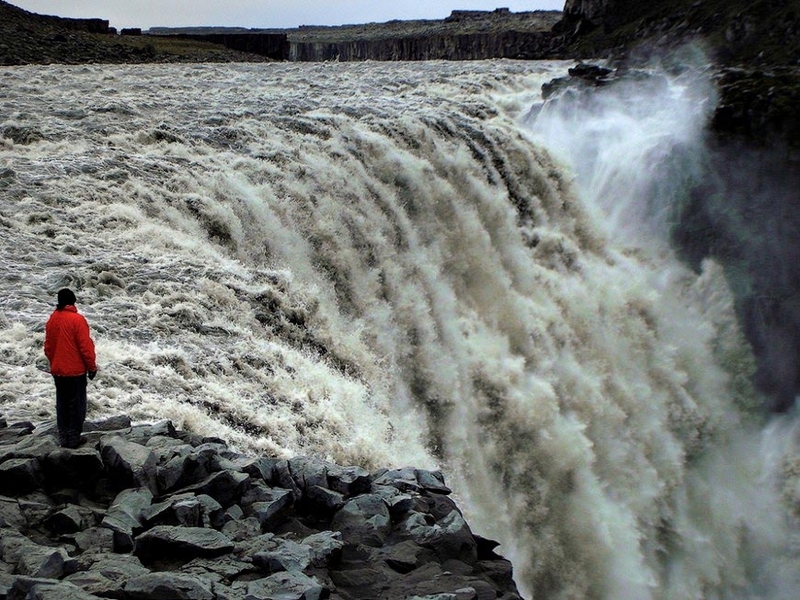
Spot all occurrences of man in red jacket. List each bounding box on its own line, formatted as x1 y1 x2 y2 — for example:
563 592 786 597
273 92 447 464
44 288 98 448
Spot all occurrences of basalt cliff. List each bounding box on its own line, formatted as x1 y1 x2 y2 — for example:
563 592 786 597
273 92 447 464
559 0 800 66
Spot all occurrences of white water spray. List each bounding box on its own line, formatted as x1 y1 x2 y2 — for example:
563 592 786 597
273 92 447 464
530 57 799 598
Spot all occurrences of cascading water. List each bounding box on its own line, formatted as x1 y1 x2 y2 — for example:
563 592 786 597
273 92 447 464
0 59 797 598
529 57 799 598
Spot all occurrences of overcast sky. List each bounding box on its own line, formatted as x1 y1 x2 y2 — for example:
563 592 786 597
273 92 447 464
11 1 565 30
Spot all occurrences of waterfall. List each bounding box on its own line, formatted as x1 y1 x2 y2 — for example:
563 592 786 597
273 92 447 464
0 59 796 598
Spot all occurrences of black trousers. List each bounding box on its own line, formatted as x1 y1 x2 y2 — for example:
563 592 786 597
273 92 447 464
54 375 87 448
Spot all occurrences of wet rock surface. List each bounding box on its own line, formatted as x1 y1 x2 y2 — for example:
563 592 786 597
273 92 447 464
0 414 522 600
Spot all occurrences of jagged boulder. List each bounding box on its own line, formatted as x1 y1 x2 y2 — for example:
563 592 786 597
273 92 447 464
401 510 478 565
6 576 102 600
142 493 223 529
231 456 276 482
0 529 76 580
99 436 158 494
0 422 34 445
246 488 294 531
125 421 177 444
0 457 43 494
133 525 235 562
44 504 96 535
244 571 328 600
5 433 59 460
124 572 215 600
330 494 391 547
101 487 154 552
65 553 149 598
0 495 26 529
326 464 370 496
373 467 452 495
169 469 249 507
251 536 313 574
157 442 238 494
221 515 262 542
302 531 344 568
43 448 105 491
71 527 115 554
16 545 74 579
84 415 132 432
380 539 435 574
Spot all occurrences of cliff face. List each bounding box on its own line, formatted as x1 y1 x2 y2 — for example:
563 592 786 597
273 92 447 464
0 0 134 65
556 1 800 147
37 15 110 34
563 0 609 24
559 0 800 66
561 1 654 25
175 33 288 61
288 30 557 62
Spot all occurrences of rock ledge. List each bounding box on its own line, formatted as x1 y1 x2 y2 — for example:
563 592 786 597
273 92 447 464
0 414 521 600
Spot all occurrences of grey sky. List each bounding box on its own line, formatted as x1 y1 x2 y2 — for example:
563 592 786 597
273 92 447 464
10 1 564 30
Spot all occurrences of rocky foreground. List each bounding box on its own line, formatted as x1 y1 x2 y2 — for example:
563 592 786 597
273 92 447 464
0 415 520 600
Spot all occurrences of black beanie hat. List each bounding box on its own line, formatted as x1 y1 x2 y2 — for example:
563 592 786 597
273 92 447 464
57 288 76 310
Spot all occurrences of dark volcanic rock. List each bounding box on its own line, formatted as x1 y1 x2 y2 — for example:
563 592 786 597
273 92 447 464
99 436 159 494
0 415 523 599
134 526 235 562
557 0 800 67
66 554 148 597
124 572 215 600
712 66 800 148
244 571 328 600
44 505 95 535
247 488 295 531
101 487 154 552
7 577 101 600
173 32 288 60
44 448 105 491
0 458 43 495
169 470 249 507
287 29 559 62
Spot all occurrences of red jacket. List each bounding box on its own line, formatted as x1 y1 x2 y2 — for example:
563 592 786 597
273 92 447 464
44 306 97 377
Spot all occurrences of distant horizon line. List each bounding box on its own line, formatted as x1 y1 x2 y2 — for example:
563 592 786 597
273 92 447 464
8 2 563 34
145 9 562 32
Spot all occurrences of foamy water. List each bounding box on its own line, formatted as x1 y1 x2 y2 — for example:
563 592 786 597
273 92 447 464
0 60 796 598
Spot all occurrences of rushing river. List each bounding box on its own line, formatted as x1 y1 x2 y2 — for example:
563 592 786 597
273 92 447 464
0 59 797 598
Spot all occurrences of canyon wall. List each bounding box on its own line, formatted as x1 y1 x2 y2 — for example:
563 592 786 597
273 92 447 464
174 33 288 61
288 30 557 61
